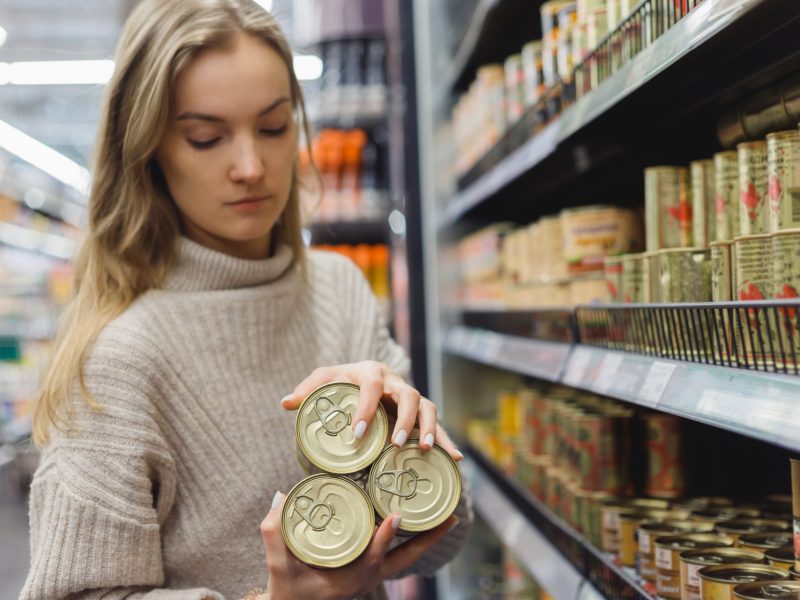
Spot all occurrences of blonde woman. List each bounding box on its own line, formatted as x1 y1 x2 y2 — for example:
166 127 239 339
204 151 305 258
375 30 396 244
20 1 471 599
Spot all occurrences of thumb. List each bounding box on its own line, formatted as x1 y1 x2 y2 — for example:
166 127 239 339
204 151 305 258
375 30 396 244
261 491 287 566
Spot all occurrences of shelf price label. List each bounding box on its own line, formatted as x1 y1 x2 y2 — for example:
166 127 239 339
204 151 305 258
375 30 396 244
593 353 624 394
563 346 592 386
637 361 678 407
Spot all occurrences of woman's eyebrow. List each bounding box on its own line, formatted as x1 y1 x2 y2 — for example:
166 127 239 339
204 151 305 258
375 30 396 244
176 96 291 122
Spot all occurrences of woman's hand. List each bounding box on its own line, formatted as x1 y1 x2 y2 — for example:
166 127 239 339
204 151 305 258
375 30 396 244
280 361 462 460
261 492 458 600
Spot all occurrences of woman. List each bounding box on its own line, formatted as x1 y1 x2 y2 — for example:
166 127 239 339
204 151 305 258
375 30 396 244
20 1 471 599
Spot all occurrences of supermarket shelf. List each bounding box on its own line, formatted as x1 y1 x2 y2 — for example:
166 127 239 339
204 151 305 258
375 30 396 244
310 113 387 131
306 220 389 245
444 326 571 382
465 449 651 600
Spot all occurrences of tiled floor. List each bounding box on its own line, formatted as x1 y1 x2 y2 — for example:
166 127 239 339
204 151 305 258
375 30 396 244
0 472 29 600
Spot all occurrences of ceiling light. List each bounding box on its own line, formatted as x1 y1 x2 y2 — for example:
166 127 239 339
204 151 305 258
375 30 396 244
0 120 90 196
293 55 323 81
253 0 274 11
0 26 7 48
0 59 114 86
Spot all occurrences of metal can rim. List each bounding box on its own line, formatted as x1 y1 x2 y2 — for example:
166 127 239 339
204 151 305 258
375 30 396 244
733 233 773 243
733 581 800 600
709 240 733 248
697 563 791 583
656 247 710 254
680 547 765 566
766 130 800 141
737 141 768 150
654 533 736 549
771 228 800 238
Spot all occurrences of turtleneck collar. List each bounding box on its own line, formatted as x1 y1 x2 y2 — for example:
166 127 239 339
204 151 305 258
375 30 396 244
163 236 296 292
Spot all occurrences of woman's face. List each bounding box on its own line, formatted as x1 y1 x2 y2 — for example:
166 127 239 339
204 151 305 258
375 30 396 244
157 31 298 260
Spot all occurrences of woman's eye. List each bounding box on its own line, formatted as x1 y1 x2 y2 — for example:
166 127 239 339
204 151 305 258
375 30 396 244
187 138 220 150
260 125 288 137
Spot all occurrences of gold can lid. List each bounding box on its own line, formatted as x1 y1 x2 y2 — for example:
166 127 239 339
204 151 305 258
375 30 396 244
714 150 739 160
737 140 768 150
692 508 746 522
368 440 461 533
281 473 374 568
766 546 795 563
734 582 800 600
654 533 736 551
739 532 793 550
716 519 791 535
675 497 735 511
698 563 791 584
640 520 711 535
680 547 765 566
766 129 800 141
295 382 388 474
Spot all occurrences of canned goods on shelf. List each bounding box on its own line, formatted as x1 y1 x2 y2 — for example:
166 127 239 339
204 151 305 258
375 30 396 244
765 546 795 569
692 159 717 248
738 141 769 236
646 166 692 251
645 413 686 499
699 564 790 600
655 534 737 600
281 473 374 568
638 520 713 584
766 129 800 232
733 234 776 366
504 54 525 124
733 581 800 600
561 205 643 275
368 440 461 533
715 519 791 543
711 241 734 302
600 498 670 553
521 41 546 108
295 382 389 474
657 247 712 303
618 509 681 567
738 531 793 552
621 253 645 303
680 548 766 600
715 151 740 242
604 255 624 302
675 497 735 512
772 229 800 370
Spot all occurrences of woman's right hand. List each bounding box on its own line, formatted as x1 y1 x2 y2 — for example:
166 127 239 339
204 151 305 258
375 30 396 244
260 491 457 600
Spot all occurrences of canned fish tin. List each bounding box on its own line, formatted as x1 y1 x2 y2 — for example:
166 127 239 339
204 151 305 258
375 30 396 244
766 546 795 569
658 247 712 303
639 521 714 583
646 413 686 499
739 141 769 236
734 581 800 600
296 382 389 474
698 564 790 600
733 234 776 364
766 130 800 232
368 440 461 533
656 534 738 600
580 490 618 547
739 532 794 553
772 229 800 369
716 519 791 544
619 510 679 567
692 159 717 248
622 253 645 303
281 473 374 568
711 241 734 302
601 498 671 553
561 205 643 274
646 166 692 251
604 255 624 302
715 151 740 242
680 548 766 600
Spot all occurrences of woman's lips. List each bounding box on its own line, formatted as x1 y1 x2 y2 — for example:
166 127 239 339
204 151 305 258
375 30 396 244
226 196 268 212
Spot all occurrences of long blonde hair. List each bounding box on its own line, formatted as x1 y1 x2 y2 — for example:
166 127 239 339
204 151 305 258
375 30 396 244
33 0 313 446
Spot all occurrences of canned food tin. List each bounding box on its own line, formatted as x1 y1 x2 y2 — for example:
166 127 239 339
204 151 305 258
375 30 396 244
646 413 686 499
733 234 776 365
733 581 800 600
639 521 714 583
622 253 645 303
296 382 389 474
281 473 374 568
574 408 630 494
561 205 643 274
368 440 461 533
692 159 717 248
646 166 692 251
699 564 790 600
504 54 525 124
675 498 736 512
644 250 661 303
522 41 546 108
715 519 791 543
619 509 679 567
711 241 734 302
715 151 740 242
793 566 800 580
600 498 670 553
739 141 769 236
772 229 800 369
739 532 793 553
658 247 712 303
580 489 617 547
604 255 624 302
765 546 795 569
680 548 766 600
656 534 738 600
766 130 800 232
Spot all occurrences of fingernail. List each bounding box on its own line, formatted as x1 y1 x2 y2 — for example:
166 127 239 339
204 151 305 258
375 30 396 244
394 429 408 447
424 433 434 448
354 420 367 439
391 515 403 530
454 449 464 461
447 517 460 533
280 394 293 406
271 491 284 511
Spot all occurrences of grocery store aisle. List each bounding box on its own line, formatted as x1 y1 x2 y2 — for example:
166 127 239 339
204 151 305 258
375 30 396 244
0 485 29 600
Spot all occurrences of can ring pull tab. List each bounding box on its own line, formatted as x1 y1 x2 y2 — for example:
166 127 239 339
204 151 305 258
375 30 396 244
376 468 423 499
294 494 335 531
313 396 351 436
760 585 795 598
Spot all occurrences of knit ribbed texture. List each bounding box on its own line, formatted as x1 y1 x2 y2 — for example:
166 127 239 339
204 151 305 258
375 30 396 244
21 238 472 600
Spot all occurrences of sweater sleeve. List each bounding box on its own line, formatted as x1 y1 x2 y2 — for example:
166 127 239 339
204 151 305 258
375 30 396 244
20 328 224 600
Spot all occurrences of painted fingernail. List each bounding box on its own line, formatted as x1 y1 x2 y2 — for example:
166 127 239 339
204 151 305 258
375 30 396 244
394 429 408 447
354 420 367 439
447 517 460 533
271 491 284 511
391 515 403 530
280 394 293 406
454 449 464 461
424 433 434 448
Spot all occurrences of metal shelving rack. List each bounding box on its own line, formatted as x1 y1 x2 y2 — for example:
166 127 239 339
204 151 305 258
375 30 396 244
410 0 800 598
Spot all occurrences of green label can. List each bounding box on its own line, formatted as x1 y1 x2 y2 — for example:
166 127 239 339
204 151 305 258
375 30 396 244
738 141 769 236
715 151 740 241
767 130 800 232
692 159 716 248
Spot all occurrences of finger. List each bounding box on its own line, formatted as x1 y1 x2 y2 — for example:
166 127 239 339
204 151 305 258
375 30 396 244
417 397 437 450
435 424 464 461
282 366 340 410
261 491 289 572
358 513 402 568
380 516 458 579
352 364 385 439
385 377 419 447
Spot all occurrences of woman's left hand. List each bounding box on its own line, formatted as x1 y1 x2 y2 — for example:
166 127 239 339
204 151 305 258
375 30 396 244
280 361 462 461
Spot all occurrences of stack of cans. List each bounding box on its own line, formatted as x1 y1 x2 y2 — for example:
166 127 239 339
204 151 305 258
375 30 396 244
281 382 462 568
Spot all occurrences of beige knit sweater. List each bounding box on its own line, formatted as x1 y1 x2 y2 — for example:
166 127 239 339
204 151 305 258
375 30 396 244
20 239 471 600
